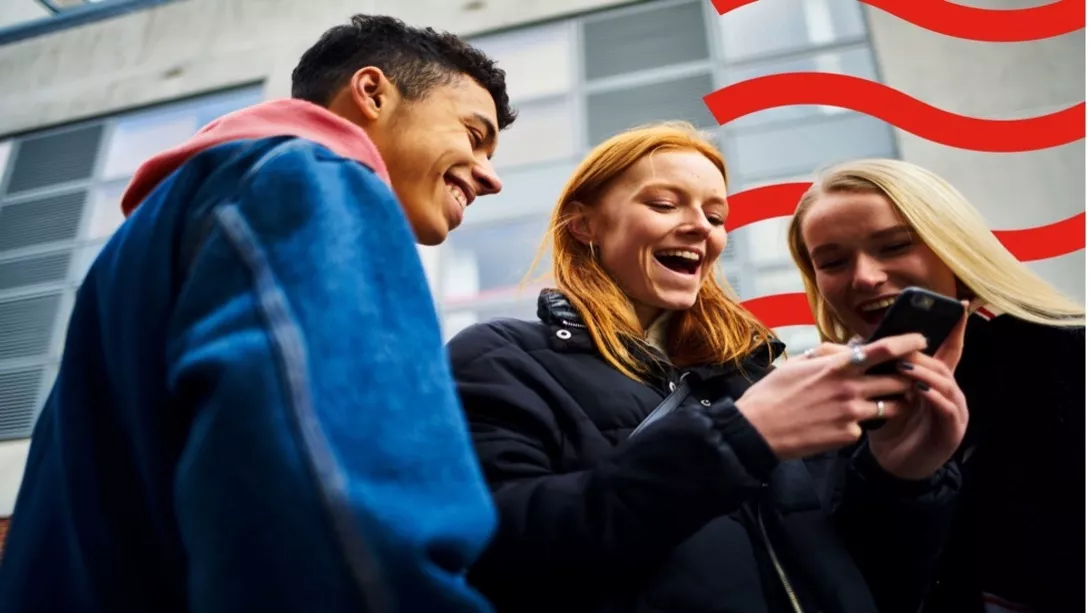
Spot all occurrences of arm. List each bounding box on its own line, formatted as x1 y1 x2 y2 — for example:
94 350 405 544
831 443 961 613
165 141 494 613
448 332 779 607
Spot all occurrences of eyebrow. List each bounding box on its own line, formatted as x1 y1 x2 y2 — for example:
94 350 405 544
809 224 915 259
637 181 727 206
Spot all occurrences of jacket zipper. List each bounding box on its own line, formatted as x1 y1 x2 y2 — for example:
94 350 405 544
756 502 804 613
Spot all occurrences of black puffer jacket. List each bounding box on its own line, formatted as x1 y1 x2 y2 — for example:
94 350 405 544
448 290 962 613
922 315 1085 613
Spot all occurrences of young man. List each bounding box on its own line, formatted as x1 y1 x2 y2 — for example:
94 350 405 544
0 15 515 613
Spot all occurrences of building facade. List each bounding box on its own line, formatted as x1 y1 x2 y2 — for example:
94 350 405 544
0 0 1083 524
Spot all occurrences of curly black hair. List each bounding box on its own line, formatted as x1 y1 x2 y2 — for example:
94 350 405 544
292 14 516 130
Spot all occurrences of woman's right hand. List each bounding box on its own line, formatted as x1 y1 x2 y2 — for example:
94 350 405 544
734 334 926 461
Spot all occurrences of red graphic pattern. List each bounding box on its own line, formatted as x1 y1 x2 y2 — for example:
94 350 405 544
710 0 1085 42
708 3 1087 331
704 73 1084 153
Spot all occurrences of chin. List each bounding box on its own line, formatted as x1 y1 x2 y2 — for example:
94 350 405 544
652 291 700 312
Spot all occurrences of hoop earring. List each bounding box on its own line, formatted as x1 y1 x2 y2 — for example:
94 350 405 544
588 241 596 260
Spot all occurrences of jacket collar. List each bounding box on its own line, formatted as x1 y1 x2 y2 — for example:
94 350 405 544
535 289 784 376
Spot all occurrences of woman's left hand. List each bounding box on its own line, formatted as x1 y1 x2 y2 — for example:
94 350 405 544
866 304 971 480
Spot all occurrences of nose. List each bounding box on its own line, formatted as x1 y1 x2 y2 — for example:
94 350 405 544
851 255 888 291
679 208 714 238
472 157 503 196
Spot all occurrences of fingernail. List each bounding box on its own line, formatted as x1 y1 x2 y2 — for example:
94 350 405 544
916 381 930 391
899 361 914 370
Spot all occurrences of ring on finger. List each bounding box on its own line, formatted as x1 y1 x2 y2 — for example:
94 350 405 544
802 348 817 359
849 344 866 366
875 399 885 419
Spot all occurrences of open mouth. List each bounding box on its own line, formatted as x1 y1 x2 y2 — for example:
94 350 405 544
856 296 897 326
654 249 702 276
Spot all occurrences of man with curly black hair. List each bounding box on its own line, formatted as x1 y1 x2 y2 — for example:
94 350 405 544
0 15 514 613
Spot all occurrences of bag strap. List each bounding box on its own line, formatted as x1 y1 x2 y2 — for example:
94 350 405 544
629 376 692 438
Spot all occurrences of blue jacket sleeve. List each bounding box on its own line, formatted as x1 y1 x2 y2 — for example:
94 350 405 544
163 140 495 613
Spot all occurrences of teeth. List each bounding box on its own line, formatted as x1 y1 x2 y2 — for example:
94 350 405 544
448 183 467 207
657 250 700 261
860 297 897 312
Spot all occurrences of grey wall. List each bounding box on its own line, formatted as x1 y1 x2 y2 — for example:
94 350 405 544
0 0 644 137
864 0 1086 302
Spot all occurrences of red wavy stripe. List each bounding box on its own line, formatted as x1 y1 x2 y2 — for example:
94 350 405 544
725 183 809 231
740 293 814 328
703 73 1085 153
710 0 1084 42
995 212 1085 261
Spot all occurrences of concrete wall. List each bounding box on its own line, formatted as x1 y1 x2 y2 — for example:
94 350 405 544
0 0 645 137
864 0 1086 302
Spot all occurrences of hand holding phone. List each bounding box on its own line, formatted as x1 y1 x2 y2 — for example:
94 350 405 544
859 287 965 429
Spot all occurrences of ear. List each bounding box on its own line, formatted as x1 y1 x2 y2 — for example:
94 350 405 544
348 66 398 123
566 201 595 245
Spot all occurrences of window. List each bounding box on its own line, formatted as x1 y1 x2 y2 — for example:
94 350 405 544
442 0 895 354
0 84 262 440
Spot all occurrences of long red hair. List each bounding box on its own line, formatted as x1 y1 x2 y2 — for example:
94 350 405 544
527 122 775 381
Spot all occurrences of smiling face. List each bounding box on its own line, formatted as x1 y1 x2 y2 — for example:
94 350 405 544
576 149 728 328
345 70 504 246
800 190 958 338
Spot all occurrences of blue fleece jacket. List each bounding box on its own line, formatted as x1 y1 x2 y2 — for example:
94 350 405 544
0 100 496 613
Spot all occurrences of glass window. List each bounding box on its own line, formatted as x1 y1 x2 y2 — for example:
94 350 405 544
720 46 878 127
716 0 866 62
440 216 550 301
753 265 806 297
86 182 127 240
73 242 107 283
741 217 792 266
492 97 577 169
466 160 576 225
729 113 895 181
472 22 574 101
775 325 822 356
442 298 540 341
101 114 198 180
583 1 709 80
586 72 715 145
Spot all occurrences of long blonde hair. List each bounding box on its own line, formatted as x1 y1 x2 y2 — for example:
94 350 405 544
787 158 1085 342
527 122 775 381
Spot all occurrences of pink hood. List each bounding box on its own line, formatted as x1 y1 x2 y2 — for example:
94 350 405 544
120 98 390 216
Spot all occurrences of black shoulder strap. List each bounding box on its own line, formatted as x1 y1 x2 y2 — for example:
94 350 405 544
629 377 692 438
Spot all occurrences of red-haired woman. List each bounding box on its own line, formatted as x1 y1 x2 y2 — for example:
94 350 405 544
447 123 969 613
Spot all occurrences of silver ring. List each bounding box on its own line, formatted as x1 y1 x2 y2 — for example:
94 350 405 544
802 348 817 359
875 400 886 419
849 345 866 366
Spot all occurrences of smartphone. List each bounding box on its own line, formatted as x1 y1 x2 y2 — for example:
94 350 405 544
859 287 964 429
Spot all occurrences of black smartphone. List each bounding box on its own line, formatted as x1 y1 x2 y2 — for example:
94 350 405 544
859 287 965 429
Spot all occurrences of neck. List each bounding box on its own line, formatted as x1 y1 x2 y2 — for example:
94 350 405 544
635 304 664 331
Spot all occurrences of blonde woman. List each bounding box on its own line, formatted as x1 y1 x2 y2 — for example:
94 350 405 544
447 124 969 613
788 158 1085 613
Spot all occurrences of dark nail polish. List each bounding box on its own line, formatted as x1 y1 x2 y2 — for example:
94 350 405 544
916 381 930 392
899 361 914 370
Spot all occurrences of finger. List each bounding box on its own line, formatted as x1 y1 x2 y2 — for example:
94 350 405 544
933 300 970 370
895 357 957 398
851 396 910 423
801 342 850 360
914 385 969 430
839 333 927 372
857 374 914 398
